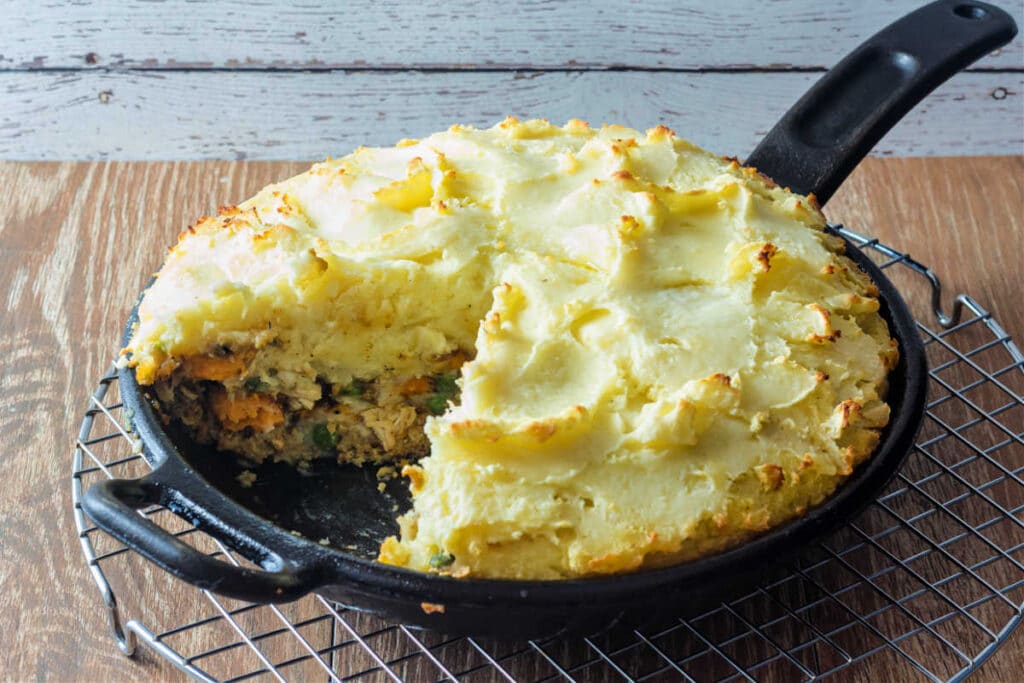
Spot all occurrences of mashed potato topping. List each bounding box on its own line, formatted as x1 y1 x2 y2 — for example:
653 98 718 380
124 118 897 579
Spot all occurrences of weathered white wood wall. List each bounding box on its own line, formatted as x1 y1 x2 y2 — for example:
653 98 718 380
2 0 1022 160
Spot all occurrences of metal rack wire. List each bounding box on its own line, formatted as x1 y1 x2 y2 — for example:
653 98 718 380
72 225 1024 682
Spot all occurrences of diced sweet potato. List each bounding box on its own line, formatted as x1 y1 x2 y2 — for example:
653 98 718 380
399 376 432 396
188 355 247 381
210 389 284 432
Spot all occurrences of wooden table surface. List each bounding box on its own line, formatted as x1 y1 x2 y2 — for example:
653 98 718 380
1 155 1021 681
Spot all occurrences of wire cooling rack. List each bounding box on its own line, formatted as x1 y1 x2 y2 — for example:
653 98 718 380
72 225 1024 682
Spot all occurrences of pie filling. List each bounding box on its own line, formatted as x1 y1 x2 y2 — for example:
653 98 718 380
152 352 469 467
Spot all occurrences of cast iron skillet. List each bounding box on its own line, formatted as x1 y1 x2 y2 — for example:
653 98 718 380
83 0 1016 640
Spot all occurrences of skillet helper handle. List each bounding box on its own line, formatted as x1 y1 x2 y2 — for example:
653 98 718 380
83 475 321 603
746 0 1017 206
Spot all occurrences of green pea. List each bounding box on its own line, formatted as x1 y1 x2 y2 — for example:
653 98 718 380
341 378 366 396
426 394 448 415
434 372 458 396
311 423 339 452
429 552 455 569
244 377 269 393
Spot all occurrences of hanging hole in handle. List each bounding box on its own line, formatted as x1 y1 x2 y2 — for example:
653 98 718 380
953 4 989 20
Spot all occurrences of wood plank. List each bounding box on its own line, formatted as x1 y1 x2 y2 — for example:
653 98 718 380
0 159 307 683
2 70 1021 160
3 0 1021 70
828 156 1024 358
0 158 1021 681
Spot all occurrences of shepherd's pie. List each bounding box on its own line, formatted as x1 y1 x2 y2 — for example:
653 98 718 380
122 118 897 579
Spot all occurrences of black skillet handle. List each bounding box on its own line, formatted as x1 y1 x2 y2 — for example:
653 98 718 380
82 473 323 602
746 0 1017 205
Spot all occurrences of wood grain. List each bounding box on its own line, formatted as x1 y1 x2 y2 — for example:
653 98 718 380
2 0 1021 161
1 70 1021 160
3 0 1021 70
0 157 1020 681
829 155 1024 343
